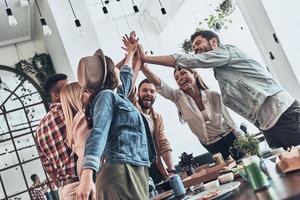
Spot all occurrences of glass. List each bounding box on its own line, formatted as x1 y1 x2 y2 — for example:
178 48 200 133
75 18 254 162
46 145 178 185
169 174 186 198
213 153 225 165
243 155 270 190
2 167 27 196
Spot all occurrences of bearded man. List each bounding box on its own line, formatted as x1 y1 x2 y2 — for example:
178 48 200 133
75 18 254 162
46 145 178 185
130 78 176 184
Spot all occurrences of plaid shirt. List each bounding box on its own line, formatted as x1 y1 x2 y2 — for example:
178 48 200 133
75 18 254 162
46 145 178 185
35 103 77 182
30 185 46 200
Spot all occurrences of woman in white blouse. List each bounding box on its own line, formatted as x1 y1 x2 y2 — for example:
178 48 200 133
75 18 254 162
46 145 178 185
142 65 242 160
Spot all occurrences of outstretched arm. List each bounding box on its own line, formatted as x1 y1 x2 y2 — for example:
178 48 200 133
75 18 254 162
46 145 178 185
138 45 176 68
141 64 161 86
141 64 178 102
144 55 176 68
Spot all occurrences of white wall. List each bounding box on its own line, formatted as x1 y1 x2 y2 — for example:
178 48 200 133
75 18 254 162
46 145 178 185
237 0 300 100
39 0 102 80
0 40 46 69
262 0 300 86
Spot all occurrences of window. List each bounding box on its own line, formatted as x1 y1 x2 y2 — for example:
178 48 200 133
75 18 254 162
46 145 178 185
0 66 48 200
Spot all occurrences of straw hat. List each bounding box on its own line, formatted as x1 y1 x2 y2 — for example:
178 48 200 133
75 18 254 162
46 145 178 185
77 49 113 90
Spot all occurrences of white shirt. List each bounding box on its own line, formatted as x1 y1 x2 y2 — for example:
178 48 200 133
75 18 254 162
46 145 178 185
156 81 241 145
257 90 294 130
142 112 154 136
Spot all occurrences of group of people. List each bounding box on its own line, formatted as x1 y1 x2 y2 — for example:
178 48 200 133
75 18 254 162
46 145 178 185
34 30 300 200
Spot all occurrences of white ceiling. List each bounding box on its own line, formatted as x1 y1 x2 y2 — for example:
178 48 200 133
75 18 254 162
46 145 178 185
0 0 33 47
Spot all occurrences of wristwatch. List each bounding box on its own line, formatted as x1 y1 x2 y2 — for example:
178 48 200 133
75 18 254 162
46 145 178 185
167 168 177 174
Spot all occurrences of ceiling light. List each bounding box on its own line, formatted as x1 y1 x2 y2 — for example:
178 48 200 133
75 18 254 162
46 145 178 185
40 17 52 37
20 0 30 7
158 0 167 15
131 0 139 13
35 0 52 37
4 0 18 27
100 0 108 14
75 19 85 37
68 0 85 37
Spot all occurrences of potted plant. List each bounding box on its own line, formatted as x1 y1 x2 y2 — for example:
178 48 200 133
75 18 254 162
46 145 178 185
232 134 260 158
179 152 195 176
181 0 235 53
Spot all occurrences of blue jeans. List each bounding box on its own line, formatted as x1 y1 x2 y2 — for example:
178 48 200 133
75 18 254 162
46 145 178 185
262 100 300 149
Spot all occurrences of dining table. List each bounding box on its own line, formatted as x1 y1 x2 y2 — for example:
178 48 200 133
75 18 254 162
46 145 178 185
180 156 300 200
229 157 300 200
153 155 300 200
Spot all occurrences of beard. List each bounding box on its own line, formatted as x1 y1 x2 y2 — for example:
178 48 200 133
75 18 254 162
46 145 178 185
195 42 213 54
138 96 155 110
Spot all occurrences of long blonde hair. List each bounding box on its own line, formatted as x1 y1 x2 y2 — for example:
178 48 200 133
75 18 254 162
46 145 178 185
60 82 84 146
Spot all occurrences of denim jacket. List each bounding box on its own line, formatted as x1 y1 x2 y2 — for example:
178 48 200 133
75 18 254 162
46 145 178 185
173 45 283 124
82 65 150 172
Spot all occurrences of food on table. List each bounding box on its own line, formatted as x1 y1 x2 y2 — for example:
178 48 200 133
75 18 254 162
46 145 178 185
196 189 220 200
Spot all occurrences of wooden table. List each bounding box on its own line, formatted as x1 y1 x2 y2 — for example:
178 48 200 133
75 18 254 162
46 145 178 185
231 158 300 200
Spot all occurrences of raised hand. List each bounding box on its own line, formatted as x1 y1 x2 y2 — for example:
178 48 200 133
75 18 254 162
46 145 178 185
122 34 138 55
133 49 142 72
137 44 146 62
129 31 137 44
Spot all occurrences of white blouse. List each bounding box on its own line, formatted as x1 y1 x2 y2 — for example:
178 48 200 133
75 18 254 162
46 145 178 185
156 80 241 145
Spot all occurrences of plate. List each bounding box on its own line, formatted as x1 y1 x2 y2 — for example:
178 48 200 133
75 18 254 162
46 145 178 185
187 181 241 200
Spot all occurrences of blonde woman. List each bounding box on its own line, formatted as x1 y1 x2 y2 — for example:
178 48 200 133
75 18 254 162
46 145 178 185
60 82 91 176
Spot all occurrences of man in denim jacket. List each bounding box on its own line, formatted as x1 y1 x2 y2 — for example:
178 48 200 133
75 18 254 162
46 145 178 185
138 30 300 149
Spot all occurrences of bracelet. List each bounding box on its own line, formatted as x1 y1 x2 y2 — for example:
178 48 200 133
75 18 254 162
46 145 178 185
167 169 177 174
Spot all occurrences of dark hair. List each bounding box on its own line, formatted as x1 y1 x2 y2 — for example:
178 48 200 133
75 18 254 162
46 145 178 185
85 56 118 129
190 30 220 46
138 79 154 91
30 174 37 182
43 73 67 94
101 57 119 91
174 68 209 123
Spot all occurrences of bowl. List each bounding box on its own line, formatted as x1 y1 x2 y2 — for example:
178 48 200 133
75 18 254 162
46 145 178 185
218 172 234 184
203 179 220 190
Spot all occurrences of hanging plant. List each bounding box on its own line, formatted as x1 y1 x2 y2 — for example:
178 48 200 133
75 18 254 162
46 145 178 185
219 0 235 15
14 53 55 103
181 0 235 53
181 39 193 54
204 10 233 31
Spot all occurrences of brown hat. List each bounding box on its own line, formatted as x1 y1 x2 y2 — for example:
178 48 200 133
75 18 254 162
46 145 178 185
77 49 112 90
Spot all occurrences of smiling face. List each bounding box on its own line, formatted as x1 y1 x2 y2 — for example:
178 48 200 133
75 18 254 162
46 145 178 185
192 35 214 54
174 69 196 92
138 82 156 110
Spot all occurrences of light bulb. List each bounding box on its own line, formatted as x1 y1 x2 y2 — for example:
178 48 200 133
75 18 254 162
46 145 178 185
42 25 52 36
20 0 30 7
40 17 52 37
6 8 18 27
75 19 85 37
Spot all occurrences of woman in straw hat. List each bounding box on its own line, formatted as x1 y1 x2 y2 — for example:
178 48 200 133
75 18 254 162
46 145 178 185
76 36 150 200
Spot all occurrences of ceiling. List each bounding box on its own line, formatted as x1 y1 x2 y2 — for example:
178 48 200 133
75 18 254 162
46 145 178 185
0 0 33 47
0 0 185 47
